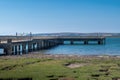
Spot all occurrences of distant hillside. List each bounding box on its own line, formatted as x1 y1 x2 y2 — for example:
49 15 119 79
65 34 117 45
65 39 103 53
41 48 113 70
28 32 120 37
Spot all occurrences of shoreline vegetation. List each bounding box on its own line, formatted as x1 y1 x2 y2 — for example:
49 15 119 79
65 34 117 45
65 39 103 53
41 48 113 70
0 53 120 80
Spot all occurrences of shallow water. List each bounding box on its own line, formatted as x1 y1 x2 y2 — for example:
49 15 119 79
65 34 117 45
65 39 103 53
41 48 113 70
39 38 120 55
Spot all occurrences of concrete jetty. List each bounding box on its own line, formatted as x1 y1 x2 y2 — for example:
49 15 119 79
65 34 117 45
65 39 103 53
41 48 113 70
0 36 105 55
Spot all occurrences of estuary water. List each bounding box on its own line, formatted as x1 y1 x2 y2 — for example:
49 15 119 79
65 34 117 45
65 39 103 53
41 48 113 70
39 38 120 55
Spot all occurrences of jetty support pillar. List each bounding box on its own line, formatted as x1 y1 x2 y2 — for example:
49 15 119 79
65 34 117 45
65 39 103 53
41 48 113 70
22 44 27 54
84 40 88 45
6 39 13 55
28 43 32 52
70 40 74 45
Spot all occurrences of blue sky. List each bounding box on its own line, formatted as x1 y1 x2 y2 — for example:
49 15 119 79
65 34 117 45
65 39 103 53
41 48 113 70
0 0 120 35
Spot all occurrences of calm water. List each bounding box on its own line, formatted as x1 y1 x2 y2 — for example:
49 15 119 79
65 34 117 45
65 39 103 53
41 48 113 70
39 38 120 55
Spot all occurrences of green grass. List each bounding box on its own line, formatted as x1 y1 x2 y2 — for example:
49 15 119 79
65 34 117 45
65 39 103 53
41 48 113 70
0 57 120 80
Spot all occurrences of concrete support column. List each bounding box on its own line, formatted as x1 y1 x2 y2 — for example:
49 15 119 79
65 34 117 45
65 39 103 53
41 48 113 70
48 42 51 47
70 41 74 45
22 44 26 54
52 42 55 46
18 45 21 55
55 42 58 46
33 43 35 51
7 39 12 43
44 41 47 49
51 42 54 47
41 40 44 49
54 41 57 46
51 42 54 46
53 42 55 46
56 41 58 46
5 39 13 55
47 41 50 48
39 41 42 49
6 44 13 55
98 41 100 45
59 40 64 45
98 40 103 45
84 41 88 45
28 43 32 52
45 41 47 48
12 46 14 55
37 42 40 50
57 40 60 45
48 41 50 47
53 42 56 46
46 41 49 48
14 45 17 55
104 39 106 44
42 41 45 49
33 43 37 51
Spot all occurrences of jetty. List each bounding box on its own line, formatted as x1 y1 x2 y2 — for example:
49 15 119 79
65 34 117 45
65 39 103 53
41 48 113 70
0 36 105 55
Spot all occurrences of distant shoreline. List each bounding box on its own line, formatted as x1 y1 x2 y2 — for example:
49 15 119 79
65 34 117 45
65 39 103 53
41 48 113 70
106 36 120 38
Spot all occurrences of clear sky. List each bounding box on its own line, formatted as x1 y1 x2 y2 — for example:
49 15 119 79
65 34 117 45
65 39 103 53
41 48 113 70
0 0 120 35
